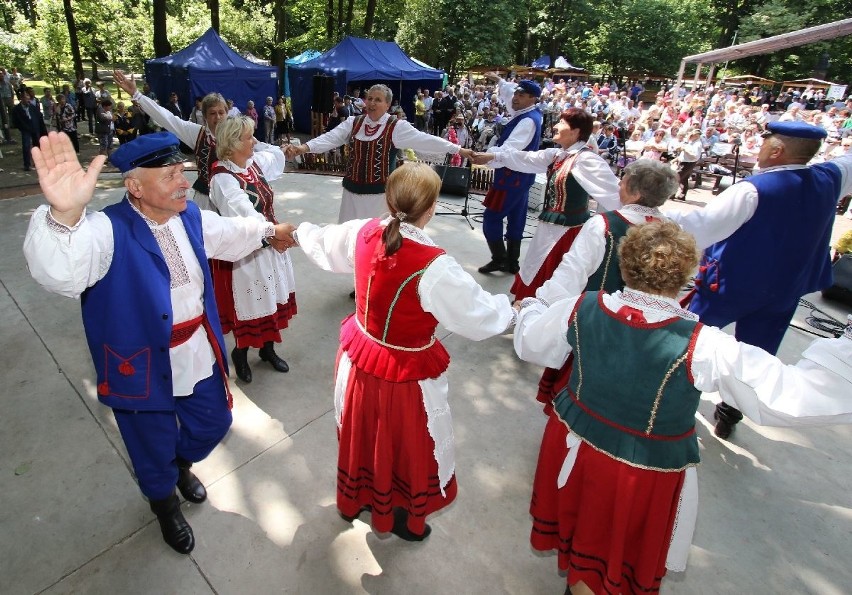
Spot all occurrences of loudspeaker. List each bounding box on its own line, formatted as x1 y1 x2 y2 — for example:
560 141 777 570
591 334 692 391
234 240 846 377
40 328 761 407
822 254 852 307
312 75 335 113
431 164 470 197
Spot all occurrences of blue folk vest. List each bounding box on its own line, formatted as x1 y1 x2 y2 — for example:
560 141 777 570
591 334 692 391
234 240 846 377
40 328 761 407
80 198 227 411
492 108 542 192
694 163 839 305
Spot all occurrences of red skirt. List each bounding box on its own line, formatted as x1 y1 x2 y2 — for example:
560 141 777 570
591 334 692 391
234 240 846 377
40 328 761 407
336 360 457 535
531 414 685 595
210 259 297 348
511 225 584 300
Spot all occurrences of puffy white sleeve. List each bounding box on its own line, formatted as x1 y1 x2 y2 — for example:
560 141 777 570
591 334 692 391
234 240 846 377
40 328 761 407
418 254 514 341
536 215 607 303
200 209 272 262
209 172 267 222
294 219 369 273
392 119 460 153
513 296 580 368
253 144 286 182
304 117 355 154
489 147 561 173
572 151 621 212
691 325 852 426
665 181 759 250
23 206 114 299
133 91 202 148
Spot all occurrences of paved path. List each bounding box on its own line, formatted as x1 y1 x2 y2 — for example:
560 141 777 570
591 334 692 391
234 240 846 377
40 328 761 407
1 166 851 595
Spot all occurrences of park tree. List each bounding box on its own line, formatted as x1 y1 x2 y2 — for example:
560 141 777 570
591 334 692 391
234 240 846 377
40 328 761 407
27 0 71 89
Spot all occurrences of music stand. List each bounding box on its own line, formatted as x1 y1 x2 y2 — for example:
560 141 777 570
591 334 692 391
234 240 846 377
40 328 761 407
432 158 475 229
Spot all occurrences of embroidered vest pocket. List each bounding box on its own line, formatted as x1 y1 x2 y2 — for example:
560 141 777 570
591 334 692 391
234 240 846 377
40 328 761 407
97 346 151 400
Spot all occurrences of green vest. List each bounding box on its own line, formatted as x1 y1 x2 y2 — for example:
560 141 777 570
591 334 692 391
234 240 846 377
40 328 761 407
554 291 702 471
539 149 592 227
584 211 631 293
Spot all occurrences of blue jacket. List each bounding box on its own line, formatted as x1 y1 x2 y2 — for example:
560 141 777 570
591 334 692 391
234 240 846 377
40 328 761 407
81 199 228 411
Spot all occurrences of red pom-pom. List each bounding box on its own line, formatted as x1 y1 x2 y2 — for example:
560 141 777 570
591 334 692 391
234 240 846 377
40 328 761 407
694 278 702 286
118 361 136 376
710 282 719 292
97 382 110 396
699 265 707 273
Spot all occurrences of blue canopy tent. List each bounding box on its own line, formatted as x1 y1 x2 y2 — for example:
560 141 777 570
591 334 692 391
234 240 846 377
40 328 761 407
288 36 444 133
145 28 278 119
284 50 321 97
531 55 551 69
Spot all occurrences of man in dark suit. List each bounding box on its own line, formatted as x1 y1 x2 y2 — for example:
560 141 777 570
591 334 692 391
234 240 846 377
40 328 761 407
13 87 46 171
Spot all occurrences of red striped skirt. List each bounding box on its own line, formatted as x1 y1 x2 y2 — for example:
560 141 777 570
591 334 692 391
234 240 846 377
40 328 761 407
531 413 685 594
336 361 457 535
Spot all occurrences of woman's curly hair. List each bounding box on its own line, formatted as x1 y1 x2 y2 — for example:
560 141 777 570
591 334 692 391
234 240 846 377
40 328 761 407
618 220 700 296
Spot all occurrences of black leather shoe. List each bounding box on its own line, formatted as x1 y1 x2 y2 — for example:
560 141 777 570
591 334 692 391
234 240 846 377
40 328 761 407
149 493 195 554
713 402 744 439
176 458 207 503
259 342 289 373
390 507 431 541
478 259 504 274
231 347 252 383
339 505 371 523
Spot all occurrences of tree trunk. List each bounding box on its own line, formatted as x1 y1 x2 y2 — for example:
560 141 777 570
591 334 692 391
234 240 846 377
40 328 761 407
153 0 172 57
336 0 343 38
272 0 288 97
345 0 354 35
363 0 376 36
62 0 85 79
326 0 334 42
208 0 220 32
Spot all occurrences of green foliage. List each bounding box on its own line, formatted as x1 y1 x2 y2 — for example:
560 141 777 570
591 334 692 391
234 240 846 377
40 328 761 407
580 0 712 76
0 11 30 67
1 0 850 90
27 0 70 88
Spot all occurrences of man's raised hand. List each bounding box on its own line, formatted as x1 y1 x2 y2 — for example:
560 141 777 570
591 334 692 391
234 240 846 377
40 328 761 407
113 69 138 96
32 132 106 226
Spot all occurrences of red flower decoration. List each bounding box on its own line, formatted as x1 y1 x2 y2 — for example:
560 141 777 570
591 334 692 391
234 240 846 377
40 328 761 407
699 265 707 273
97 382 110 396
118 361 136 376
710 283 719 292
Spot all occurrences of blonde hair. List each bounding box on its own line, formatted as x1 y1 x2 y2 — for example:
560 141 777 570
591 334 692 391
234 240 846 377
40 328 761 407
382 163 441 256
618 221 699 296
215 115 254 160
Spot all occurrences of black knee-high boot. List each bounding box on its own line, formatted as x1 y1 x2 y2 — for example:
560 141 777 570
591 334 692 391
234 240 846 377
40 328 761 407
478 241 506 274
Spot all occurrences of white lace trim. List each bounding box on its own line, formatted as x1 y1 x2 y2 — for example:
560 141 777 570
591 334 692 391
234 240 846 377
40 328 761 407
379 217 437 246
621 204 663 218
619 288 698 321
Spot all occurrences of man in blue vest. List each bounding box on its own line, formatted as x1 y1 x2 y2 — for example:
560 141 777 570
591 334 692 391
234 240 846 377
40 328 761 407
670 121 852 438
478 74 543 275
23 131 296 554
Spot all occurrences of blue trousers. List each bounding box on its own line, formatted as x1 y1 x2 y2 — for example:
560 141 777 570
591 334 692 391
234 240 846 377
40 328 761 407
688 292 799 355
113 365 232 500
482 185 532 243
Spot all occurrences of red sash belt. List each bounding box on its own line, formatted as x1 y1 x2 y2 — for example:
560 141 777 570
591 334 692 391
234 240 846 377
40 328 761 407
170 315 204 347
169 314 233 410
